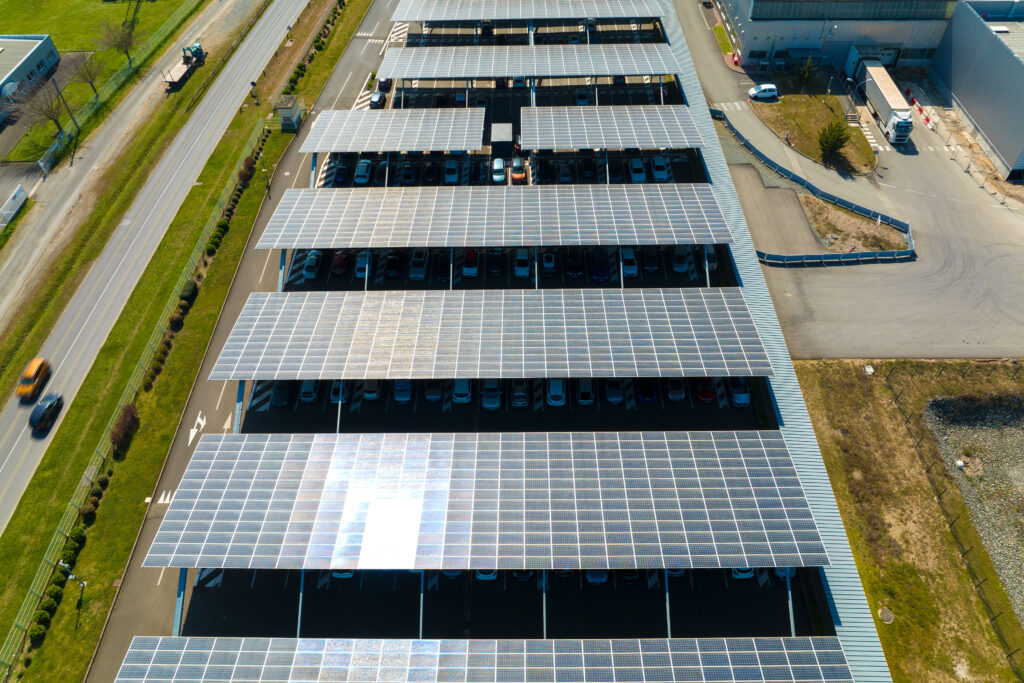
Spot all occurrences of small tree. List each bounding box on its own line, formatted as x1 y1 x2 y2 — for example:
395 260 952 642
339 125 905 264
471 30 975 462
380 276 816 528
101 22 138 69
110 403 140 457
817 119 851 161
75 55 105 99
23 95 66 137
798 56 816 86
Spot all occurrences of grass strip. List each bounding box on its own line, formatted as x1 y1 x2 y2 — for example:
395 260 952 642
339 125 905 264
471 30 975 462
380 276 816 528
1 0 372 678
797 360 1024 682
712 25 732 55
0 199 35 254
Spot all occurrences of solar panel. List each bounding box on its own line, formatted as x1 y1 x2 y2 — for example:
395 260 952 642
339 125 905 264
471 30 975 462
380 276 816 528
393 0 667 22
378 44 682 79
299 109 485 153
144 431 828 570
209 289 773 381
521 105 704 150
117 636 854 682
257 185 732 250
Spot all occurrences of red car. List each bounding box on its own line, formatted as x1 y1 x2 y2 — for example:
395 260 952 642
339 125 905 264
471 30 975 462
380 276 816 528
695 378 716 404
330 251 349 276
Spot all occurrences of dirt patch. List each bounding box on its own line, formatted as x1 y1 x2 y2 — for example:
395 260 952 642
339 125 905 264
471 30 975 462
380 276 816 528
798 193 908 253
926 395 1024 626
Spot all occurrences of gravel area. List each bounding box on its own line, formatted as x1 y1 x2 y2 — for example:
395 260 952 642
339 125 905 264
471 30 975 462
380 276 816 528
926 396 1024 625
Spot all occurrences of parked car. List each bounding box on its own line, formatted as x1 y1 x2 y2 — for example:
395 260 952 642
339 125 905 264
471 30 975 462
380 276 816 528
511 379 529 407
477 20 493 36
333 161 350 185
377 78 392 92
589 247 610 282
433 251 450 283
453 378 472 404
706 246 719 272
637 378 658 403
695 378 716 404
384 252 402 279
393 379 413 403
513 248 531 279
604 379 624 404
299 380 319 403
330 250 349 277
641 245 660 272
409 248 429 280
477 160 490 185
671 245 691 273
481 379 502 411
475 569 498 581
546 379 567 406
443 159 460 185
487 248 504 277
329 380 348 404
454 92 466 107
495 77 508 89
541 251 557 276
17 357 51 402
270 381 290 407
491 157 506 184
585 569 608 585
462 249 479 278
620 247 638 278
576 88 590 105
373 162 388 186
608 160 623 183
424 380 443 402
423 161 440 184
628 158 647 183
510 156 526 183
747 83 778 100
400 163 416 185
651 155 670 182
369 92 386 109
28 393 63 431
569 32 581 44
565 251 584 278
353 159 372 185
363 379 382 400
512 76 525 88
666 378 687 403
580 157 596 181
575 378 595 406
302 249 323 280
536 161 554 184
557 162 573 184
729 378 751 407
731 567 756 579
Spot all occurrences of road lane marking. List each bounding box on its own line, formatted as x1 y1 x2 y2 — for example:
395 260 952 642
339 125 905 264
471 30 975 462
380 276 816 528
215 381 229 411
259 248 275 284
157 567 166 586
188 412 206 445
331 72 353 108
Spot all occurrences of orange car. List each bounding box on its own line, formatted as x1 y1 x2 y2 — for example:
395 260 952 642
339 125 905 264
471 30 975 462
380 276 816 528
510 157 526 183
17 358 51 401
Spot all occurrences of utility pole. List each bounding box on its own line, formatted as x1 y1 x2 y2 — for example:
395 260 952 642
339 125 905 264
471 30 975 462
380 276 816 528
52 80 79 134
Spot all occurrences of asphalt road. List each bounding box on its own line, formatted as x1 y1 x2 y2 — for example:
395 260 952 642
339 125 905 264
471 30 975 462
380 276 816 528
0 0 308 536
674 0 1024 359
86 0 404 678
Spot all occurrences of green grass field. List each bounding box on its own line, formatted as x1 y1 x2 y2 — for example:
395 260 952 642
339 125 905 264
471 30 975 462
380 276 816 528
1 0 197 161
713 25 733 55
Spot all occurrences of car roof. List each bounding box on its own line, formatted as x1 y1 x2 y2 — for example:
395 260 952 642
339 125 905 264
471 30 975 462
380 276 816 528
25 358 46 374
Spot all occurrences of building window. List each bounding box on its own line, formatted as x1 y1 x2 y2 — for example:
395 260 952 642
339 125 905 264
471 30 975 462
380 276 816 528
48 50 56 60
36 60 45 71
750 0 955 21
26 70 36 81
748 50 768 58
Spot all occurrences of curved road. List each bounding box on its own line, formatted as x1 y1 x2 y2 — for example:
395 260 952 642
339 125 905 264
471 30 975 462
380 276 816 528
0 0 308 534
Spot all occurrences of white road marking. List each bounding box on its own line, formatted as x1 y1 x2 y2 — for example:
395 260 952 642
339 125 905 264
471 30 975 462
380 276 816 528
188 412 206 445
222 413 232 431
700 8 711 30
156 567 166 586
259 248 275 284
214 380 229 411
332 72 353 108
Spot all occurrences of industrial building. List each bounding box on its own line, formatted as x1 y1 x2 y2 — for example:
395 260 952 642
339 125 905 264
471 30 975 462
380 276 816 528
932 0 1024 180
0 35 59 125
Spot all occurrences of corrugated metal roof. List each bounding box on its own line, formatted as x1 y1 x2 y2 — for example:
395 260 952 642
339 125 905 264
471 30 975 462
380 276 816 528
656 2 892 680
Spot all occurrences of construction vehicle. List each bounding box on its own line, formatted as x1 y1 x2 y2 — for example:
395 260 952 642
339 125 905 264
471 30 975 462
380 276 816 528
858 59 913 144
162 43 205 89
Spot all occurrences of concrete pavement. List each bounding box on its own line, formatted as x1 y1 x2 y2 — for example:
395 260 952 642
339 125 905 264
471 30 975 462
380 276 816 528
674 0 1024 359
85 0 403 678
0 0 307 537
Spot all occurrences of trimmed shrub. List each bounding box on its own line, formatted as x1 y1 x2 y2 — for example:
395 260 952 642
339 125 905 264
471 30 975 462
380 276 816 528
69 525 87 544
90 484 104 501
23 654 31 667
32 611 50 628
156 347 169 363
60 546 79 565
80 502 97 526
217 218 230 231
39 598 58 615
175 300 189 317
110 404 140 457
143 370 156 392
88 495 100 508
169 311 185 331
161 338 172 353
45 585 63 603
27 625 46 647
64 538 80 554
50 572 67 588
179 280 199 305
97 475 109 490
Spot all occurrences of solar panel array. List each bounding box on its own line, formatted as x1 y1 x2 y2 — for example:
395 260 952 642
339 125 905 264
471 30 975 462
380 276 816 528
393 0 667 22
521 105 704 150
299 109 485 153
378 44 682 79
257 185 732 249
117 636 854 682
145 431 828 570
210 289 773 381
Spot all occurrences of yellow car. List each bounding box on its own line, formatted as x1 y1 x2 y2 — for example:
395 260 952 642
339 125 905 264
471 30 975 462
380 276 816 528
17 358 51 402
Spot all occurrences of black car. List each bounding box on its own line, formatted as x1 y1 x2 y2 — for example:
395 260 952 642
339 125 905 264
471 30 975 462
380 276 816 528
384 252 402 279
334 161 350 185
433 252 450 283
565 251 584 278
377 78 393 92
373 162 388 186
29 393 63 432
608 161 623 183
400 163 416 185
423 162 440 184
535 161 554 184
487 248 505 277
580 158 597 181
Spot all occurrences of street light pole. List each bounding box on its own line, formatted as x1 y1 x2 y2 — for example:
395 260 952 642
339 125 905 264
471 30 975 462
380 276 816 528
845 77 868 117
58 561 87 630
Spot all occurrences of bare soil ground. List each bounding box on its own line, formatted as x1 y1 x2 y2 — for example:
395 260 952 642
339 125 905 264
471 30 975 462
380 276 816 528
798 193 909 253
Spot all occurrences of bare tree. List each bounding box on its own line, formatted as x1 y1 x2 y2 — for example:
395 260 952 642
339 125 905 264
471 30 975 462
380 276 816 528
101 22 138 69
23 95 66 137
75 55 105 99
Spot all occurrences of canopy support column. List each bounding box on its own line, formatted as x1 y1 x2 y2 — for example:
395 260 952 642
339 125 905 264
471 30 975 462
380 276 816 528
542 570 548 638
296 570 305 637
278 250 287 291
234 381 245 434
664 570 673 637
787 572 796 636
309 151 318 187
419 571 425 638
173 568 187 635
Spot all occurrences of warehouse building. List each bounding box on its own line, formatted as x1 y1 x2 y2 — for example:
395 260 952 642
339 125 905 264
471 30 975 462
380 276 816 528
932 0 1024 181
0 35 59 125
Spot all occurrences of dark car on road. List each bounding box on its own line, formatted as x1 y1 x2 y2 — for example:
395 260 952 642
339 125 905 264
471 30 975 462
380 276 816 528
29 393 63 433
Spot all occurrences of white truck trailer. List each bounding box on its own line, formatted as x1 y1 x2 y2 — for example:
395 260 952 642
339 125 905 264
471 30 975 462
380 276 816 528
859 60 913 144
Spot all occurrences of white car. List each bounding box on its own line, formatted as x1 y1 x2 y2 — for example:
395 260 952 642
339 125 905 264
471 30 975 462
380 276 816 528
651 155 670 182
299 379 319 403
302 249 322 280
353 159 372 185
546 379 567 406
513 248 531 279
409 248 429 280
671 245 690 273
748 83 778 100
443 160 460 185
453 378 472 404
628 158 647 183
491 157 506 184
620 247 638 278
354 250 369 279
481 379 501 411
729 377 751 407
393 379 413 403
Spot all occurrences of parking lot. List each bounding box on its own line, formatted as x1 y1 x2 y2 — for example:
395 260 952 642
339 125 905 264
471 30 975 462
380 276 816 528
180 568 832 640
239 376 770 435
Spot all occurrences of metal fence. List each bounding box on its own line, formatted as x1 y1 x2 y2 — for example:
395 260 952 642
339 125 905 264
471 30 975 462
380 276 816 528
710 108 917 266
37 0 208 174
0 118 266 681
0 186 28 227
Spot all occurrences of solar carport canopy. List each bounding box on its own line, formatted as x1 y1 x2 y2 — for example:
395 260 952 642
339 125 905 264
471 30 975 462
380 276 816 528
117 636 855 683
522 105 704 150
378 44 682 79
210 288 773 381
145 431 829 570
393 0 667 22
257 185 732 250
300 109 486 153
